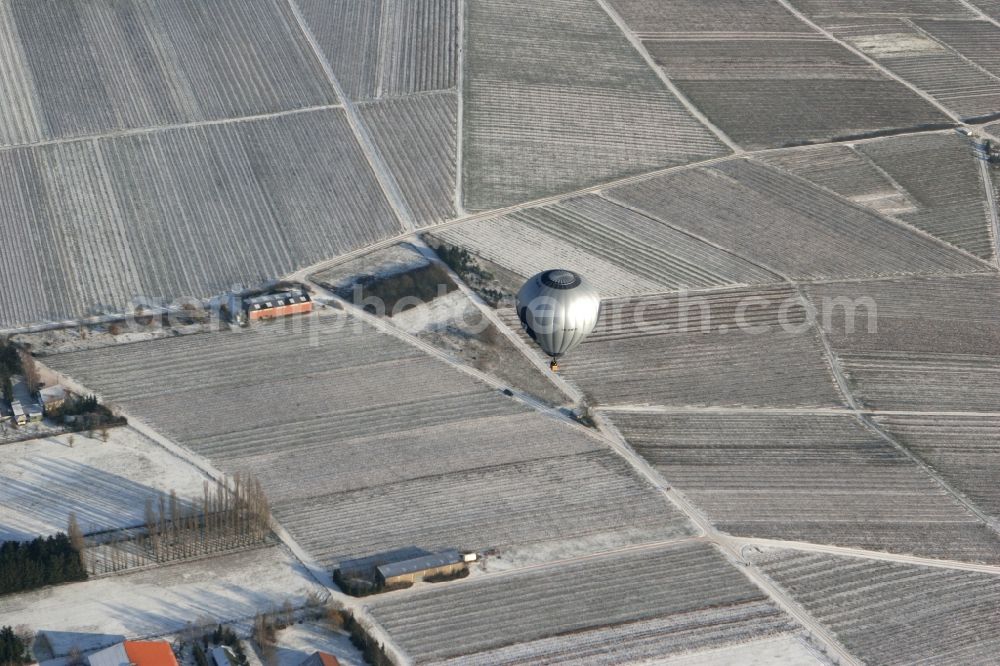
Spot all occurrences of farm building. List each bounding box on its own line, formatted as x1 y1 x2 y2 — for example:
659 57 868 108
242 290 312 322
88 641 178 666
10 401 26 426
299 652 340 666
376 549 465 586
10 375 42 422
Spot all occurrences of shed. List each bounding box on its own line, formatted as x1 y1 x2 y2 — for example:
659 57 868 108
11 401 26 426
376 549 465 586
88 642 129 666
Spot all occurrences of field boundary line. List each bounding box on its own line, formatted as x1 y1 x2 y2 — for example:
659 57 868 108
454 0 467 216
732 536 1000 575
0 104 343 155
598 404 1000 418
593 0 743 153
975 138 1000 268
744 154 999 271
904 17 1000 90
285 0 418 232
591 411 862 665
797 288 1000 535
598 405 856 416
957 0 1000 30
774 0 963 123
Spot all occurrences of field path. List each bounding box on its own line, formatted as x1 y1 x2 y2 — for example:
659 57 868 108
284 0 417 231
593 0 743 153
977 142 1000 267
773 0 964 124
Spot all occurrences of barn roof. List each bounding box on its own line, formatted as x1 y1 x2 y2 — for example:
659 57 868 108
123 641 178 666
377 549 462 579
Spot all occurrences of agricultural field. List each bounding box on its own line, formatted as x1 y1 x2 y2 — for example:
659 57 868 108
0 0 334 145
753 548 1000 665
611 411 1000 563
295 0 457 100
759 144 916 216
912 19 1000 81
461 0 729 210
640 33 948 149
787 0 975 21
838 351 1000 411
371 542 804 664
876 414 1000 521
0 109 400 330
358 92 458 224
285 449 692 567
656 635 825 666
831 21 1000 120
976 0 1000 21
608 0 810 34
44 312 691 569
604 158 988 279
0 545 324 653
765 133 996 260
557 286 845 408
806 274 1000 354
669 78 947 149
0 428 207 542
857 132 996 259
433 194 779 298
806 275 1000 411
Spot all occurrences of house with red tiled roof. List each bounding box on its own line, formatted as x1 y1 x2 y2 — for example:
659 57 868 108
88 641 178 666
299 652 340 666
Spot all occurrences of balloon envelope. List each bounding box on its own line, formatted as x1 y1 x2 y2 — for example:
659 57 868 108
516 269 600 358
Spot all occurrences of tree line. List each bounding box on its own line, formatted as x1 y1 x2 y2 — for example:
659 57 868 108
0 533 86 596
0 625 32 666
86 474 271 575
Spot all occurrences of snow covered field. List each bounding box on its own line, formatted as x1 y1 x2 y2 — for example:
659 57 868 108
0 428 208 541
0 546 323 654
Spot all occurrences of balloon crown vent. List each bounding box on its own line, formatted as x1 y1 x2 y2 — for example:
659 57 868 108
540 269 582 289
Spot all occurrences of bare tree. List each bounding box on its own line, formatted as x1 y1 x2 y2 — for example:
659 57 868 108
67 646 84 666
67 512 85 556
67 434 75 448
17 348 39 393
14 625 34 658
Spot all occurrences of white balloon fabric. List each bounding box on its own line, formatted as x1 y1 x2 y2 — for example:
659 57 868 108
516 269 601 359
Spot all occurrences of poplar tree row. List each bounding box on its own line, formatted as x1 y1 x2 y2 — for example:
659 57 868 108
85 474 271 575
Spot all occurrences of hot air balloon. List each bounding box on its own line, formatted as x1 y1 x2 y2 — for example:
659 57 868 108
516 269 600 371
